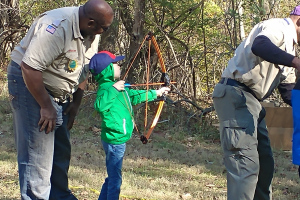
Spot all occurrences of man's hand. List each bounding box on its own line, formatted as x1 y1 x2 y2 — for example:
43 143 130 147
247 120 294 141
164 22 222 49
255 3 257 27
113 80 125 91
291 57 300 71
38 105 57 134
65 85 86 130
156 87 170 97
64 102 80 130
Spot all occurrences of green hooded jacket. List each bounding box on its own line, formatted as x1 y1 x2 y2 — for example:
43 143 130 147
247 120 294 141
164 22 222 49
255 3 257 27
94 63 157 144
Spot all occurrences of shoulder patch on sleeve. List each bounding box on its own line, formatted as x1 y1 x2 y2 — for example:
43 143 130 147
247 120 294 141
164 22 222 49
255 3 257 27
46 25 56 34
45 19 63 34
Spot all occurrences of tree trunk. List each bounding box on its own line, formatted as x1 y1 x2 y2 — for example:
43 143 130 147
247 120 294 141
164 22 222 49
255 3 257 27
0 0 20 67
238 1 245 40
118 0 145 84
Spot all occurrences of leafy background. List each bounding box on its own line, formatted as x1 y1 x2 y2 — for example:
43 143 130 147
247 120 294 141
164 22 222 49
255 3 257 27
1 0 300 199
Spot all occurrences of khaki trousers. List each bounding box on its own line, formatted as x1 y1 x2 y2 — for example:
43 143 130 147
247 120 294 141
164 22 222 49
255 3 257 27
213 83 274 200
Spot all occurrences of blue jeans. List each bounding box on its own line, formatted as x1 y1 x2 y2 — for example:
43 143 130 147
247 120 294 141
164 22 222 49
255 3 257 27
99 140 126 200
7 61 77 200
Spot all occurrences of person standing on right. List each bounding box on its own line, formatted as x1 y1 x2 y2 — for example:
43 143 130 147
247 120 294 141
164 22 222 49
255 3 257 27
213 6 300 200
291 79 300 177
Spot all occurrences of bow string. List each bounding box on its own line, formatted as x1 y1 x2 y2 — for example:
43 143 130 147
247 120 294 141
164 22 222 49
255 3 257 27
140 32 170 144
123 32 171 144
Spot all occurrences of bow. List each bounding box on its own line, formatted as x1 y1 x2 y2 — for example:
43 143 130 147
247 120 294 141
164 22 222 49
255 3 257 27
123 32 170 144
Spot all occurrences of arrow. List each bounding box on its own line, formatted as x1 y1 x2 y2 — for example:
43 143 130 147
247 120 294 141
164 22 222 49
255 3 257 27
125 82 176 87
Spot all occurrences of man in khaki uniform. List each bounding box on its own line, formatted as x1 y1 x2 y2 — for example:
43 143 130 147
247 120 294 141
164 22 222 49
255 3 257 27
7 0 113 199
213 6 300 200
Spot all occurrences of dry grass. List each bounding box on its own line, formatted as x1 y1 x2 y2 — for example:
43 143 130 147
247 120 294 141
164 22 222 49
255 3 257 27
1 123 300 200
1 91 300 200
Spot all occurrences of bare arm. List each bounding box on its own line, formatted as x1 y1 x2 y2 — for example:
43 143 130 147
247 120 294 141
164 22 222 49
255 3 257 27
21 61 57 134
64 78 88 130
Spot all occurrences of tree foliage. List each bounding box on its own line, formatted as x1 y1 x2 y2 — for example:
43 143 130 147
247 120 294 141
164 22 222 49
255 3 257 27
1 0 299 107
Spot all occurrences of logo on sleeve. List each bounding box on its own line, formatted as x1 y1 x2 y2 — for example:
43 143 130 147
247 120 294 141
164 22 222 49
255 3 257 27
46 25 56 34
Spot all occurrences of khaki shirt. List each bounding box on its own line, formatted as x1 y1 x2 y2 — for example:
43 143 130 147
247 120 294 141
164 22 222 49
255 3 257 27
11 7 99 102
222 18 297 100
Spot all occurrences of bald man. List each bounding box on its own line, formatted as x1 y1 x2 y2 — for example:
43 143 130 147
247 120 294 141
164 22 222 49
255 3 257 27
7 0 113 199
212 5 300 200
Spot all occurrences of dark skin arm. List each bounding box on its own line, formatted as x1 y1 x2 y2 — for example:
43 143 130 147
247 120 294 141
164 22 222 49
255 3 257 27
292 57 300 71
64 77 88 130
21 61 57 134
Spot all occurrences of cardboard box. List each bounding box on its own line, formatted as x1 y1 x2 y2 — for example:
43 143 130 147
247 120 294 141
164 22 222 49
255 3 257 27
214 102 293 150
264 106 293 150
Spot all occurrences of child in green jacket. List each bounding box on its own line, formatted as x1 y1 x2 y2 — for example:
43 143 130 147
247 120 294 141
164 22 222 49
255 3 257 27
89 51 170 200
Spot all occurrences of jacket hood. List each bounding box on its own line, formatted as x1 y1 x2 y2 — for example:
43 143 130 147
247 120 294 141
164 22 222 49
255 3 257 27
94 63 115 84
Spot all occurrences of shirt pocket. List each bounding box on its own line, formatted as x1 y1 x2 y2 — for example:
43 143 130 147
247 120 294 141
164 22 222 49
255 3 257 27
52 52 78 70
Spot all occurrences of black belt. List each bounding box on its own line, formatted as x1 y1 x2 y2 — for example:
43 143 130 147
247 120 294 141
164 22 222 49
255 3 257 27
219 78 257 98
